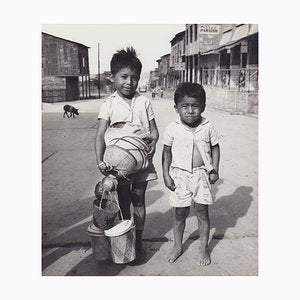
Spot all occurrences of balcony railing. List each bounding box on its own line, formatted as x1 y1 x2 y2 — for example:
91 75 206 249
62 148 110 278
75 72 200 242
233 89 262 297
201 68 258 92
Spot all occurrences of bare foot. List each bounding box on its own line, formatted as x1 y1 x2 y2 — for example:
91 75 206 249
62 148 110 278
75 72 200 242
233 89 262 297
167 246 183 263
198 248 211 266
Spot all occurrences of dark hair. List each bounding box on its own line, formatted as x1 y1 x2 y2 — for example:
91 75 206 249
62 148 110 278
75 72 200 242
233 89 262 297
174 82 206 105
110 46 142 76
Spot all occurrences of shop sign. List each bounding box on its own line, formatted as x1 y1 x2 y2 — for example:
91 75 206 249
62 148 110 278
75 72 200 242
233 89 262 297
199 25 220 35
241 45 248 53
174 63 185 71
241 40 248 53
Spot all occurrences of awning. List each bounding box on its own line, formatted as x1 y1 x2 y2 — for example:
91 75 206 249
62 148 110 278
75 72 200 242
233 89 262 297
231 24 250 42
219 31 232 46
249 24 258 35
201 40 242 55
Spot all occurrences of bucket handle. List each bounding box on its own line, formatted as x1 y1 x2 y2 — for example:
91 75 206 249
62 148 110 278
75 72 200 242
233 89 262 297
99 188 124 221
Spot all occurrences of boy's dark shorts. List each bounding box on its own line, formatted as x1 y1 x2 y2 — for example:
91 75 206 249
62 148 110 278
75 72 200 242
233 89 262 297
117 160 157 185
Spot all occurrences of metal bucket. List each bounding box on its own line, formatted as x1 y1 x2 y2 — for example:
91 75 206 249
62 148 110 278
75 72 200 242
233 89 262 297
87 224 111 261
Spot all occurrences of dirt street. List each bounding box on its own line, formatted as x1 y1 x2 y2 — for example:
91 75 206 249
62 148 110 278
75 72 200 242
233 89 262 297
42 93 258 276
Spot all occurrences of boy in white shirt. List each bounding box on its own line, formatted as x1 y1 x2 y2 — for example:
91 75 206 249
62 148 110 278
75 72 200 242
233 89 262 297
95 47 159 262
162 82 220 266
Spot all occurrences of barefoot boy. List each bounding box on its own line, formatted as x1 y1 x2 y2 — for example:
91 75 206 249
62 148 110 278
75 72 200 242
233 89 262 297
162 82 220 266
95 47 159 262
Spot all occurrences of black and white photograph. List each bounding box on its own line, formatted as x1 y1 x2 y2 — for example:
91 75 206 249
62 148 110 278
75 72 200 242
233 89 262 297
41 23 258 276
3 0 300 298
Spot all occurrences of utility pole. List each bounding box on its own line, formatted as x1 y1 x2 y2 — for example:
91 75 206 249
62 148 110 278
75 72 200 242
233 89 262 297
98 43 101 99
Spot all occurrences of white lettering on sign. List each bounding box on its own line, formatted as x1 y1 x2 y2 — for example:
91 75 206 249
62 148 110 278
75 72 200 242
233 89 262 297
174 63 185 71
199 25 220 35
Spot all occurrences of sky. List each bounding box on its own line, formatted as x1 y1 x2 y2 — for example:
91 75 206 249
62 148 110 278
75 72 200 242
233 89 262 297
42 24 185 78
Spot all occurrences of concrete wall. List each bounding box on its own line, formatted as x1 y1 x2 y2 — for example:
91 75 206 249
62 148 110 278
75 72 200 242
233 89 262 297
204 85 258 114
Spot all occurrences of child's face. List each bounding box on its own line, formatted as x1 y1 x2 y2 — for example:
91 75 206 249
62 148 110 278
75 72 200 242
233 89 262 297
175 96 205 127
112 67 140 99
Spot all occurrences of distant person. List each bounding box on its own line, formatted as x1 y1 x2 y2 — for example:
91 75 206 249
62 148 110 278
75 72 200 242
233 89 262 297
162 82 220 266
160 87 164 98
95 47 159 263
151 87 156 99
239 69 246 89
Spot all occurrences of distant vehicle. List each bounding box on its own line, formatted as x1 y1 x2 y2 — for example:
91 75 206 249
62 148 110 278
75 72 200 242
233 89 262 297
139 86 147 93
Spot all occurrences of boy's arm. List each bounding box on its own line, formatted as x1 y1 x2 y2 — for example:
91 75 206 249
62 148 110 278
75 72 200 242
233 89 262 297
162 145 175 191
147 118 159 159
209 143 220 184
95 118 109 174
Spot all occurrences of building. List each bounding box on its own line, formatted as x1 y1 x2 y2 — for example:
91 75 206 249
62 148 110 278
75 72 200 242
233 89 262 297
185 24 227 83
42 32 91 103
184 24 258 113
149 69 159 88
156 53 171 89
185 24 258 91
169 30 185 88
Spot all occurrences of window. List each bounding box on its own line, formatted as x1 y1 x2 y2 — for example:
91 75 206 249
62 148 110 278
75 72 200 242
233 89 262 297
190 25 193 43
194 24 197 41
186 28 189 44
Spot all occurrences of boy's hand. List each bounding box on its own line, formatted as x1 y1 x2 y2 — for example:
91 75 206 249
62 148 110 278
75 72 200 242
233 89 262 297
209 172 219 184
163 175 176 191
97 161 111 176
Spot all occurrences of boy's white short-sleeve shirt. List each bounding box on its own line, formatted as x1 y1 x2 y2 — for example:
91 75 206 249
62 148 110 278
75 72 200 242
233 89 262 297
163 118 219 173
98 91 154 133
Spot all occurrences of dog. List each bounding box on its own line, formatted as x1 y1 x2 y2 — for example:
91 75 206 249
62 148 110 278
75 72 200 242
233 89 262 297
63 105 79 118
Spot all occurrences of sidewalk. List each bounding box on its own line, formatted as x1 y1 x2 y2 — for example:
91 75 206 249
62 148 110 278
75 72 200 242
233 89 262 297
42 96 258 276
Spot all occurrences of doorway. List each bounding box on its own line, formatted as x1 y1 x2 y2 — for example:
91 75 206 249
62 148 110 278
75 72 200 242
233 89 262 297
66 77 79 101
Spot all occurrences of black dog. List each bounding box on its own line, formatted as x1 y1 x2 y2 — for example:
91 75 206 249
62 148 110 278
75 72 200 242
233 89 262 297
63 105 79 118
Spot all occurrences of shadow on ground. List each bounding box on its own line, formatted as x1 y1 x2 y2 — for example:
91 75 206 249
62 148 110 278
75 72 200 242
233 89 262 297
66 252 129 276
183 181 254 255
43 179 254 275
42 185 166 275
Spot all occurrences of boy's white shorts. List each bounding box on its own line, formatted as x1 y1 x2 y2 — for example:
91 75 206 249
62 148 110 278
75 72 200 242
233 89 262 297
169 167 213 207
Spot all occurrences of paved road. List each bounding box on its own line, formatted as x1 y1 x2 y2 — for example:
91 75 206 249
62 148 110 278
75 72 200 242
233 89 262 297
42 93 258 276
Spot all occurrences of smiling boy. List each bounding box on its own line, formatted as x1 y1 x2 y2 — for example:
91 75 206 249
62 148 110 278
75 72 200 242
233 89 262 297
95 47 159 263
